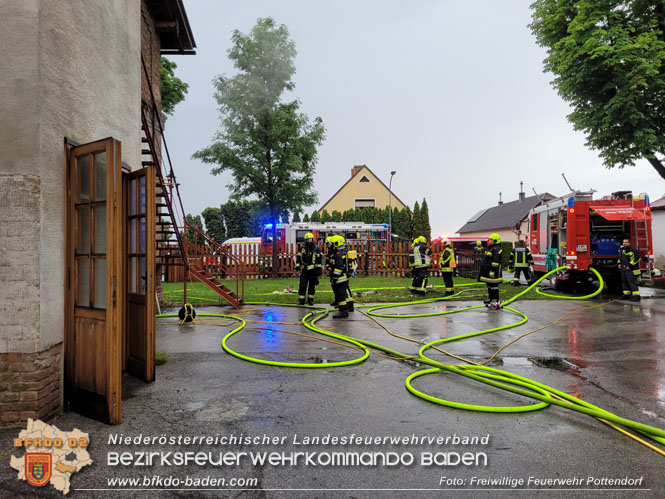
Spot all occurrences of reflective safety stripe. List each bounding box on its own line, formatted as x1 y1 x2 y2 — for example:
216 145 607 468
632 290 640 295
480 276 502 283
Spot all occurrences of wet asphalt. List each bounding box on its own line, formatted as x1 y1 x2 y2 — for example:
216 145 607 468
3 288 665 499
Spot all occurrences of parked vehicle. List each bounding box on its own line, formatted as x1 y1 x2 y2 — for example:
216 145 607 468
527 190 654 292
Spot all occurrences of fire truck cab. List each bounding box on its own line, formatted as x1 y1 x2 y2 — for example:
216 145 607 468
528 190 654 292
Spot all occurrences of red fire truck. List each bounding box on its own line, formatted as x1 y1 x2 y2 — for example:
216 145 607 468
261 222 389 253
528 190 654 291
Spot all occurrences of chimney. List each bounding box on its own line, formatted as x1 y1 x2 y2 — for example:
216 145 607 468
351 165 365 178
519 181 525 201
498 192 503 205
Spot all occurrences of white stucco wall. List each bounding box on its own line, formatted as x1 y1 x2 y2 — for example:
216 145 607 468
0 0 141 353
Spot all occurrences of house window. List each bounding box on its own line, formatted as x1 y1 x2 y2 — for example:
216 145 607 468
359 176 370 182
355 199 375 209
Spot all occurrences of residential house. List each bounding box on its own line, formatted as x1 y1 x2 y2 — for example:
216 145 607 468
456 189 555 243
319 165 406 214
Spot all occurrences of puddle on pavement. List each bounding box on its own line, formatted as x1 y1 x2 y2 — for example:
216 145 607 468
502 357 533 367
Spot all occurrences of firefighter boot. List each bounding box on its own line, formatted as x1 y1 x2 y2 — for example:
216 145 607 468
620 294 631 300
333 305 349 319
631 295 641 302
348 302 355 312
307 298 314 306
298 298 305 306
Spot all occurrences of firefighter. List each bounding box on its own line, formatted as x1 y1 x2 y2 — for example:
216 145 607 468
329 235 352 318
618 238 641 301
509 239 534 286
325 235 354 311
439 237 456 295
479 233 503 308
409 236 432 296
296 232 323 305
474 240 484 253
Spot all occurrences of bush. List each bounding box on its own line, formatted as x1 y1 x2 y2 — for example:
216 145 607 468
501 241 514 268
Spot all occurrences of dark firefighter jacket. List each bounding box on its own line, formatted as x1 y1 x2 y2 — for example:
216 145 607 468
510 246 533 268
618 245 641 276
329 248 350 284
408 244 432 269
297 244 323 275
479 243 502 283
440 247 455 272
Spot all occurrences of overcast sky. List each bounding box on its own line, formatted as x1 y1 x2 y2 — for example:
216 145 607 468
164 0 664 238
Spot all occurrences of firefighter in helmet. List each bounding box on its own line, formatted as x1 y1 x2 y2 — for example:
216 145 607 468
474 240 484 253
409 236 432 296
328 235 352 318
618 237 641 301
508 239 534 286
479 233 503 307
439 237 456 296
296 232 323 305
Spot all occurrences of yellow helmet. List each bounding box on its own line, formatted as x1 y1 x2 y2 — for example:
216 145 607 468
304 232 314 241
413 236 426 245
332 235 346 247
488 233 501 244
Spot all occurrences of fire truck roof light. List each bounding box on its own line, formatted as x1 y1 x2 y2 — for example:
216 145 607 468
567 197 575 207
569 208 575 213
264 224 273 229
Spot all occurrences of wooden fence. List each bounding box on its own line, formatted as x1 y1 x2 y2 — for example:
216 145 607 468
163 241 482 282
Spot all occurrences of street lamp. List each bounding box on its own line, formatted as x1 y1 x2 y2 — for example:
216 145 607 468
388 170 396 241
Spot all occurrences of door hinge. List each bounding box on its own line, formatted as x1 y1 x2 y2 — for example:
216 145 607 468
149 270 153 293
112 276 117 306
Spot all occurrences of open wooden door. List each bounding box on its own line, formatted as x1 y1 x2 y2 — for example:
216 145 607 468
124 166 156 382
65 138 122 424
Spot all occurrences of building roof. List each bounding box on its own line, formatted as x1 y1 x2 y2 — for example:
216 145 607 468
145 0 197 54
319 165 407 212
456 193 556 234
651 196 665 211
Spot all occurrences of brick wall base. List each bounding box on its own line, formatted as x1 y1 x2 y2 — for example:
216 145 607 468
0 343 62 428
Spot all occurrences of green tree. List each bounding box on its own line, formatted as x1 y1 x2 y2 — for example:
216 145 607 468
292 211 301 222
310 210 321 222
302 213 310 222
160 57 189 115
330 210 343 222
185 214 203 243
420 198 432 241
201 207 226 243
412 201 422 238
530 0 665 178
193 18 326 273
320 209 331 223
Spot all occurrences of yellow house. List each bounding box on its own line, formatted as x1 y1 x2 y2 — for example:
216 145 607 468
319 165 406 213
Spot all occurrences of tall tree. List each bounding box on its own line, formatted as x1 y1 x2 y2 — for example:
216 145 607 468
310 210 321 222
302 213 310 222
530 0 665 178
412 201 422 238
160 57 189 115
420 198 432 241
201 207 226 243
193 18 326 273
292 211 301 222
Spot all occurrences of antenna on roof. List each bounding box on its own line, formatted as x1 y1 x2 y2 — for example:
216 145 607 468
532 188 543 201
561 173 574 192
498 192 503 205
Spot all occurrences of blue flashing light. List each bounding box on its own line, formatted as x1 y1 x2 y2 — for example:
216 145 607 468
264 223 273 229
567 197 574 207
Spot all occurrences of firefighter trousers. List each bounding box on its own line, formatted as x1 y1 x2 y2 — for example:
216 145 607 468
620 267 639 296
298 271 318 303
513 267 532 285
442 271 454 294
332 281 350 312
411 267 428 296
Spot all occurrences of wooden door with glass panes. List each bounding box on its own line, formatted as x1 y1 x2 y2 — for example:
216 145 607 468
65 138 122 424
125 166 155 382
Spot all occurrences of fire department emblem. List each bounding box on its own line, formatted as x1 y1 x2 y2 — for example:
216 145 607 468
25 453 52 487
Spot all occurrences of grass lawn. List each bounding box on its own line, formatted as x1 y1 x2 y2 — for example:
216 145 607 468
161 275 550 307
